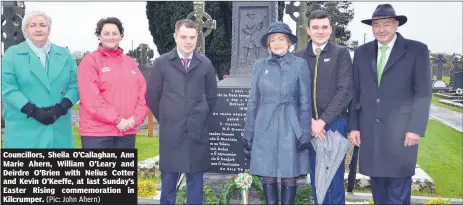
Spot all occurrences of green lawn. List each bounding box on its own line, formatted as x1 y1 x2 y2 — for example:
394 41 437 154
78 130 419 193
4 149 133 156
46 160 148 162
433 76 450 85
352 119 462 199
72 126 159 162
2 127 159 162
432 94 463 113
72 103 80 111
417 119 462 198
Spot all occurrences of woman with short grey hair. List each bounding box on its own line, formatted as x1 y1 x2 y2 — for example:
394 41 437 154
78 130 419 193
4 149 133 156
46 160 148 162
1 10 79 148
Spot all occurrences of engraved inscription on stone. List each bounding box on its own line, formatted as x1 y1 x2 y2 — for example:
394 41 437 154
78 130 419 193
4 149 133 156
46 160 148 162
208 88 250 174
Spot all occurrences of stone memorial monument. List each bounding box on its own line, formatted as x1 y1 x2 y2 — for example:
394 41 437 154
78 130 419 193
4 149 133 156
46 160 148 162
203 2 280 202
187 1 216 55
450 54 461 88
432 54 449 92
285 1 309 51
207 1 277 175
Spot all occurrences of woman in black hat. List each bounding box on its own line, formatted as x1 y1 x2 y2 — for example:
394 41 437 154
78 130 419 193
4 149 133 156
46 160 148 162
242 21 312 204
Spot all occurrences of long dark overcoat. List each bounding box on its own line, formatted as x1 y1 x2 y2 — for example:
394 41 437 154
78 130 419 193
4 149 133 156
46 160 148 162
348 33 432 178
146 48 218 173
244 53 312 178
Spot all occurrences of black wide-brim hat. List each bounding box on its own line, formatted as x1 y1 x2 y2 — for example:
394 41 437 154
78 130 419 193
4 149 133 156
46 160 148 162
361 4 407 26
260 21 297 47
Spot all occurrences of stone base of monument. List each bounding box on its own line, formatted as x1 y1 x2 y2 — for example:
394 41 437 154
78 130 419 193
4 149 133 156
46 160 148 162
203 172 310 204
432 80 451 93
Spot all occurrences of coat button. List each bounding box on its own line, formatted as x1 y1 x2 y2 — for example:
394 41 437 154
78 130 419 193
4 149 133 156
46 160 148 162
376 98 380 103
376 118 380 123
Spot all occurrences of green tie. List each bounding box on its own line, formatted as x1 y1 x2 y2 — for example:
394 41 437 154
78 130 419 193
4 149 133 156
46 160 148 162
377 45 389 86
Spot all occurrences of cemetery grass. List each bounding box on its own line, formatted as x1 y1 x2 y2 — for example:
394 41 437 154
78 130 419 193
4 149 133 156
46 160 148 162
432 95 462 113
72 126 159 162
351 120 462 199
417 119 462 198
72 103 80 111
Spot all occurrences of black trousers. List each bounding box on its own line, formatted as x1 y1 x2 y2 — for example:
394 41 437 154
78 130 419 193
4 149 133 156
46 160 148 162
81 135 135 148
370 176 412 204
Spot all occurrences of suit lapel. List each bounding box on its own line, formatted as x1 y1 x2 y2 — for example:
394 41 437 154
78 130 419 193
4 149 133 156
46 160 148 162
17 43 51 91
168 49 202 74
187 52 202 73
368 41 378 75
383 33 407 74
168 49 188 74
47 45 66 84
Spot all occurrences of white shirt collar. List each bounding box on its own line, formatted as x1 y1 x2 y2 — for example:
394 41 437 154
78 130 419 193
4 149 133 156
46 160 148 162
312 41 328 55
177 48 193 60
377 33 397 50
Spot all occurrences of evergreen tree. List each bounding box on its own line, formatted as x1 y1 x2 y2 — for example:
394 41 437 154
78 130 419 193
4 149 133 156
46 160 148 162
146 2 285 79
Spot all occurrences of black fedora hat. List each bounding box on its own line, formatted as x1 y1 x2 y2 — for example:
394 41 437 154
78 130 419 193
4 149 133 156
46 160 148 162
361 4 407 26
260 21 297 47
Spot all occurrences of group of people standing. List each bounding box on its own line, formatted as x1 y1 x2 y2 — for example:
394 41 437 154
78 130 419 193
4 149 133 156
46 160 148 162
242 4 431 205
2 3 431 205
2 11 149 149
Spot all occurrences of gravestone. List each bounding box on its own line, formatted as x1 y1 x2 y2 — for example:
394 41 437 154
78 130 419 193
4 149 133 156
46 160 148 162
187 1 216 55
434 54 446 82
454 72 463 90
450 54 461 87
432 54 449 92
285 1 309 50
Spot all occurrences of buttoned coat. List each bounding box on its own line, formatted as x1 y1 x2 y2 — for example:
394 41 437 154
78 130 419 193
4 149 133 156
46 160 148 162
348 33 432 177
146 48 218 173
244 53 312 178
2 42 79 148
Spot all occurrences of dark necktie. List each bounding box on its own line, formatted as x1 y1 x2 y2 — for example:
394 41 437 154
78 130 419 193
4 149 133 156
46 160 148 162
181 58 190 72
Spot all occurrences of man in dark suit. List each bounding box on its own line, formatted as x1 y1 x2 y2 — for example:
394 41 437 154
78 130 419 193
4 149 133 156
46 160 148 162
294 10 353 204
146 19 218 204
348 4 432 204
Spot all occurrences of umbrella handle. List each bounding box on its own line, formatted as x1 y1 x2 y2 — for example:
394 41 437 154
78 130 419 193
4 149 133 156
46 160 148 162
347 146 359 192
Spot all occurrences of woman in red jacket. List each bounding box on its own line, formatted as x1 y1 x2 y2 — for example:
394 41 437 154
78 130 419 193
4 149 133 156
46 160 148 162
77 17 148 148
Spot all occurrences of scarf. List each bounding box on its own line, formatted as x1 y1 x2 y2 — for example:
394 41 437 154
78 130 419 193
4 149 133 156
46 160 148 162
26 38 52 69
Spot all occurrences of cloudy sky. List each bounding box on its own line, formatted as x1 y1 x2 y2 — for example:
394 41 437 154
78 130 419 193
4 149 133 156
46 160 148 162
19 1 463 57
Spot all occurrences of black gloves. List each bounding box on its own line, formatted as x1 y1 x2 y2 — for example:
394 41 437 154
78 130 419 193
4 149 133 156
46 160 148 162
21 98 73 125
242 137 252 159
297 136 311 152
21 102 55 125
48 98 73 118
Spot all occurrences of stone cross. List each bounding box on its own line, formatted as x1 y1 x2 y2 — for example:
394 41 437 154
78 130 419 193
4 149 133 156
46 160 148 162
1 1 26 52
434 54 446 81
187 1 216 55
285 1 308 51
450 54 461 87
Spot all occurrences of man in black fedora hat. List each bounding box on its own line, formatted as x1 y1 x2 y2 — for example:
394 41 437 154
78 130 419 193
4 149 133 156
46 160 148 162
294 9 353 205
348 4 432 204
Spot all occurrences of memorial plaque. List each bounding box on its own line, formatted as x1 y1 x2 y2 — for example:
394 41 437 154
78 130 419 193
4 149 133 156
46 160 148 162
207 87 250 174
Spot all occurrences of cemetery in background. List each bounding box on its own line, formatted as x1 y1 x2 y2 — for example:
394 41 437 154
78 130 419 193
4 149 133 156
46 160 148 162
1 1 462 204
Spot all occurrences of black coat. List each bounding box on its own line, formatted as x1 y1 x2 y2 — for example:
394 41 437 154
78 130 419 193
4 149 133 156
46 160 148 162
146 48 218 173
294 41 353 125
348 33 432 178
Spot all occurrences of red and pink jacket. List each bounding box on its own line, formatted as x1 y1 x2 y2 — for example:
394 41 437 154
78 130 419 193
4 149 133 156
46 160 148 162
77 45 149 136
